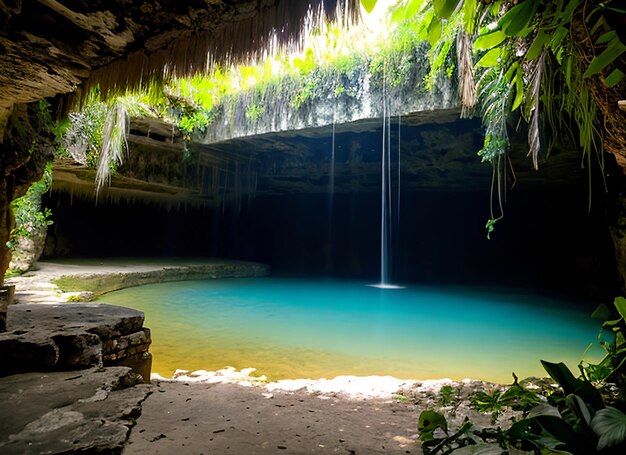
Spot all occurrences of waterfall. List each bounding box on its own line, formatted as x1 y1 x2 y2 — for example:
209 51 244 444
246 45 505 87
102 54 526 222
329 120 336 210
325 119 336 273
380 89 390 285
370 76 404 290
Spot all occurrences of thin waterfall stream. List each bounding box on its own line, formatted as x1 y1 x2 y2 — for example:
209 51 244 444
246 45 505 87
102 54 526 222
326 119 336 272
370 77 403 289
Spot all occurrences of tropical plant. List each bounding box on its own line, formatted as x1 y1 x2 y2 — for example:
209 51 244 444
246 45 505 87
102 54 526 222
417 297 626 454
7 163 53 251
581 297 626 395
63 93 107 166
470 383 542 424
62 87 160 194
363 0 626 236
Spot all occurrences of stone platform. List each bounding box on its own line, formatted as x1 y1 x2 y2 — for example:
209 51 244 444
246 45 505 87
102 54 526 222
0 303 152 380
6 258 270 304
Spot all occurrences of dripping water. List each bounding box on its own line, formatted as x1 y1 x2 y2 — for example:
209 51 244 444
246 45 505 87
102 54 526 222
326 119 336 273
370 69 403 290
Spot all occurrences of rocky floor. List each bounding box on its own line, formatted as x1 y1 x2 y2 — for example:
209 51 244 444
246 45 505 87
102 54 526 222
125 381 421 455
0 367 149 454
120 367 517 455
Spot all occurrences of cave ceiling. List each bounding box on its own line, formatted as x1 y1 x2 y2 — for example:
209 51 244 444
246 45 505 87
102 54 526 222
52 113 586 207
0 1 586 205
0 0 356 139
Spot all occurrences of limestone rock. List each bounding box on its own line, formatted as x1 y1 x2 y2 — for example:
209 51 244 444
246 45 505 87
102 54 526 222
0 303 151 380
8 223 48 273
0 335 60 372
51 331 103 369
0 367 148 454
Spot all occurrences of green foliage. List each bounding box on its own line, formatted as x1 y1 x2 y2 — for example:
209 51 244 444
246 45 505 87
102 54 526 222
290 76 321 109
95 103 129 194
386 2 460 90
419 409 449 443
378 0 625 237
417 298 626 454
245 102 265 121
179 110 212 137
581 298 626 394
471 384 541 424
61 87 165 192
63 94 107 166
8 163 53 250
361 0 378 13
167 15 427 137
439 385 460 406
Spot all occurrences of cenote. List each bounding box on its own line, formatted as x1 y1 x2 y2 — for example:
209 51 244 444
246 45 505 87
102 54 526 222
100 277 602 383
4 0 626 453
6 0 624 398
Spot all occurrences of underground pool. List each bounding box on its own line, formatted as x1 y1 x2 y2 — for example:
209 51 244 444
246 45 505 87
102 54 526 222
100 277 602 383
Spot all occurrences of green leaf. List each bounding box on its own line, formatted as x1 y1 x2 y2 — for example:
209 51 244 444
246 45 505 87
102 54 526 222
528 403 562 418
500 0 540 37
540 361 604 410
560 0 581 22
565 54 573 89
406 0 426 18
433 0 461 20
392 0 426 23
512 66 524 111
418 410 448 442
583 37 626 78
462 0 478 33
504 61 520 82
474 30 507 50
549 26 568 52
615 296 626 319
591 407 626 450
540 361 580 391
591 303 612 321
566 394 592 425
390 5 406 23
527 29 550 60
195 92 214 111
360 0 377 14
596 30 617 45
427 16 442 47
476 47 502 67
603 317 623 328
539 449 574 455
533 415 582 450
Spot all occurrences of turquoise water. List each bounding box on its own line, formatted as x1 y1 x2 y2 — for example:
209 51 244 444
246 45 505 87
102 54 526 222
100 277 602 382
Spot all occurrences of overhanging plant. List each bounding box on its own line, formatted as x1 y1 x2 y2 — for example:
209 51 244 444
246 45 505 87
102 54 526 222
362 0 626 236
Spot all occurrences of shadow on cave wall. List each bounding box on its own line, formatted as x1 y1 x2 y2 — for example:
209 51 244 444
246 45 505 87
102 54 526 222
43 182 619 301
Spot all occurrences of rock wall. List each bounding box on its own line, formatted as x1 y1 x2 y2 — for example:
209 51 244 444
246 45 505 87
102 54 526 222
8 224 48 274
0 103 55 285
